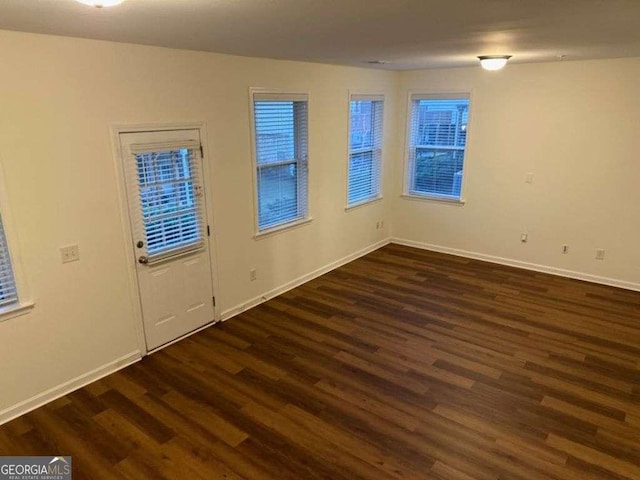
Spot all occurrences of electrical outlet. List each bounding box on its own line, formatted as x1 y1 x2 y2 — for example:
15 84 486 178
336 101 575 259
60 244 80 264
525 172 534 184
596 249 605 260
521 233 528 243
250 268 257 281
562 245 569 254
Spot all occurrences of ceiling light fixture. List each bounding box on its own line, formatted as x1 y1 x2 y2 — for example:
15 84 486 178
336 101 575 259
478 55 512 71
76 0 125 7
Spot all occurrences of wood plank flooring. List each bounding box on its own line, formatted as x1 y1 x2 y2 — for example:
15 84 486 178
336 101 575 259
1 244 640 479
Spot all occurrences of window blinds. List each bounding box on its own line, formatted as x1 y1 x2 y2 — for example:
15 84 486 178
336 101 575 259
0 216 18 308
407 94 469 199
253 94 308 231
127 140 205 263
348 95 384 206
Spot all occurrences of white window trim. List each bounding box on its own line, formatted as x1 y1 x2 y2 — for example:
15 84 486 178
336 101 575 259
345 196 383 212
0 160 34 322
402 90 473 205
249 88 312 236
0 303 35 322
253 216 313 239
400 193 466 206
345 91 385 210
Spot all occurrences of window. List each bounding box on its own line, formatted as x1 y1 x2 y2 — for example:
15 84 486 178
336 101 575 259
347 94 384 207
0 168 32 320
131 142 205 262
406 93 470 201
0 216 18 309
251 92 309 232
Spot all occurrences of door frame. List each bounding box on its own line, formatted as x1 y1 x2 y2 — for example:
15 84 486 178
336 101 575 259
110 122 221 355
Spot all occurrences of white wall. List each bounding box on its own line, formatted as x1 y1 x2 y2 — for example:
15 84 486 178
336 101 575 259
2 27 638 422
393 58 640 289
0 29 395 418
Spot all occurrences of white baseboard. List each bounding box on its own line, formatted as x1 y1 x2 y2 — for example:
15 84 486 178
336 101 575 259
391 238 640 292
221 238 392 321
0 350 141 426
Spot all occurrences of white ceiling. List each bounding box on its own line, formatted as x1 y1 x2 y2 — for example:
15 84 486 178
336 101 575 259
1 0 640 70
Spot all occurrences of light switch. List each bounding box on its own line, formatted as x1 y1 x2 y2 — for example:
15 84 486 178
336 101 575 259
525 173 534 184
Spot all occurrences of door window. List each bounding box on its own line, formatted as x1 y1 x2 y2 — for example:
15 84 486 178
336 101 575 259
128 140 205 263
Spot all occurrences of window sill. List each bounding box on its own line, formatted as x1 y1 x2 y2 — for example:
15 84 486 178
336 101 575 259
345 196 383 211
401 193 466 205
0 301 35 323
254 217 313 239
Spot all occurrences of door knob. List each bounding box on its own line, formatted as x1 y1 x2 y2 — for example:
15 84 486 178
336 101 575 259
136 241 144 248
138 256 149 264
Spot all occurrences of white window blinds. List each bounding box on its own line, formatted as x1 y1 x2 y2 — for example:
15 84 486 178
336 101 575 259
348 95 384 207
127 140 206 263
407 94 470 200
0 216 18 308
253 93 309 231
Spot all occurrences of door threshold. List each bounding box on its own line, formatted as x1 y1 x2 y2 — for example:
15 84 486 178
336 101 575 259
145 318 220 356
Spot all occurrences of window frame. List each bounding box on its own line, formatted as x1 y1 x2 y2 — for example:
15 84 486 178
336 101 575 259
0 161 33 322
249 89 312 237
403 91 472 205
346 93 385 210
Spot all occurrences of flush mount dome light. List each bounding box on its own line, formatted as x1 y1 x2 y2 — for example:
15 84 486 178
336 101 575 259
478 55 512 71
76 0 124 7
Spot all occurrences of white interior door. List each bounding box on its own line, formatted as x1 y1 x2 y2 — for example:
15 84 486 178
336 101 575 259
119 129 215 351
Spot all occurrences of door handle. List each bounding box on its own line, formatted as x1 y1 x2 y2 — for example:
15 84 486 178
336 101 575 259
137 241 144 248
138 256 149 264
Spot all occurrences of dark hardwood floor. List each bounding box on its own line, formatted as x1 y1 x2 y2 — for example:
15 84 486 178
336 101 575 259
2 244 640 479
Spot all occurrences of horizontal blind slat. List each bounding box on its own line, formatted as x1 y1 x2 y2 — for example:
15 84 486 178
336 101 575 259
351 94 384 102
130 139 200 155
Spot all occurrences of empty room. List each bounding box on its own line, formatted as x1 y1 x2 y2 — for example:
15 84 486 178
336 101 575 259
0 0 639 479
